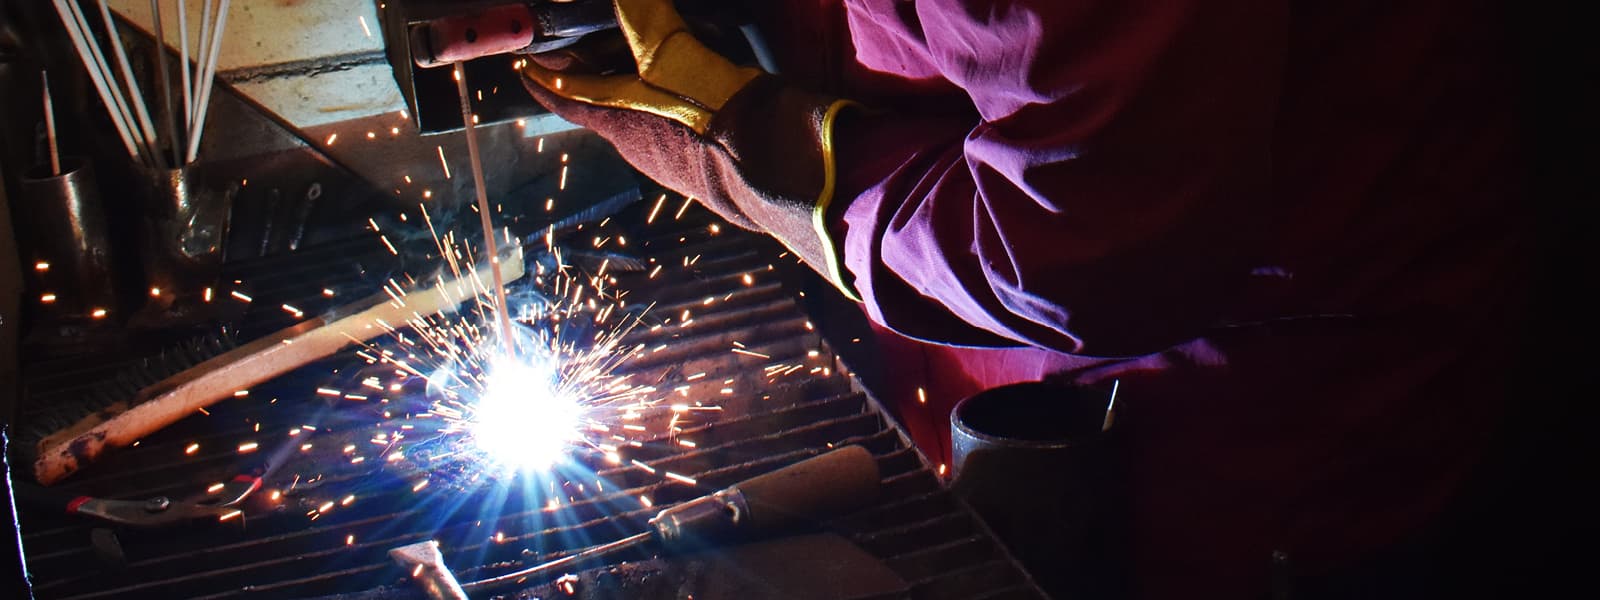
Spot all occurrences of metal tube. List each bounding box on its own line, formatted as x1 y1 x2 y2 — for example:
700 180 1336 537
949 381 1128 599
18 159 117 320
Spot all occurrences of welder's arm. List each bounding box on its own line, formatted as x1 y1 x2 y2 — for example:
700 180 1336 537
525 0 1287 357
825 1 1291 357
519 0 861 298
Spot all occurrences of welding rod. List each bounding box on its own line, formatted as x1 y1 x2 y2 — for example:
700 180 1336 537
42 71 60 176
186 0 229 163
51 0 142 163
96 0 160 163
149 0 181 167
399 446 880 596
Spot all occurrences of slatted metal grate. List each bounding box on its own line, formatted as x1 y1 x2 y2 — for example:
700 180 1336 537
14 204 1042 599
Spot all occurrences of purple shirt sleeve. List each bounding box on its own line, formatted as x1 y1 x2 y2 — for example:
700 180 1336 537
834 0 1289 356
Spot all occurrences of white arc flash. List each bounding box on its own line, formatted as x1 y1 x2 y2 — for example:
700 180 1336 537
467 356 584 473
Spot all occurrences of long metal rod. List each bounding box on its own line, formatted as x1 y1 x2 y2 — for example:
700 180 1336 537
96 0 161 162
42 71 60 176
65 0 146 163
150 0 181 167
189 0 212 131
178 0 192 149
51 0 142 163
453 62 515 352
461 531 652 592
186 0 228 163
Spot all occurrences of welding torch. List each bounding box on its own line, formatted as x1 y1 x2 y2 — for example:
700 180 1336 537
392 445 879 598
399 1 770 69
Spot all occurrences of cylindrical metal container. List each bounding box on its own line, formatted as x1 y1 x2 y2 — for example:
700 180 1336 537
18 158 116 320
136 166 230 324
950 381 1128 599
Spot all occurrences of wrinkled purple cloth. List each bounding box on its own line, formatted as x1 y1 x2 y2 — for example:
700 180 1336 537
750 0 1533 596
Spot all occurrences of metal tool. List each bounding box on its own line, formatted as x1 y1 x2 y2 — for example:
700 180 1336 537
391 445 880 598
377 0 762 133
13 473 260 529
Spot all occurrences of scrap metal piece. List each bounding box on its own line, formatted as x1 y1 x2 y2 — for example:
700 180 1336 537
388 540 467 600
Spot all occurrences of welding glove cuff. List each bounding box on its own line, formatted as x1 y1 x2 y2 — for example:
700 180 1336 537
522 71 861 301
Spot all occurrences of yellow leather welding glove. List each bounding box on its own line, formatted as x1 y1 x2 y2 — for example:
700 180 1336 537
520 0 860 300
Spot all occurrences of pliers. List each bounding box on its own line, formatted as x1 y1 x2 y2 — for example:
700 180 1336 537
15 473 262 529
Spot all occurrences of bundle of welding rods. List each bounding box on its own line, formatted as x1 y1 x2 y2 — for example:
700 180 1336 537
50 0 231 169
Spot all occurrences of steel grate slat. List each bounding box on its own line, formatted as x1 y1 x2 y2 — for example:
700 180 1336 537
16 204 1042 598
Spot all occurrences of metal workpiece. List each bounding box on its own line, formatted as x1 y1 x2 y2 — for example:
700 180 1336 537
16 159 117 320
389 540 469 600
950 381 1130 599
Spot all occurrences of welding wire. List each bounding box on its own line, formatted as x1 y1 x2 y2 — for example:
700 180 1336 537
42 71 60 176
453 62 515 351
51 0 143 163
186 0 229 163
149 0 182 167
96 0 162 163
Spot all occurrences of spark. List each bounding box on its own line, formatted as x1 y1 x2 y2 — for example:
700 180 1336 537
184 443 199 454
731 347 770 359
90 308 107 319
644 194 667 224
358 15 372 37
326 133 338 145
230 290 253 303
219 509 243 521
40 294 56 303
34 261 49 271
238 441 259 453
436 146 451 178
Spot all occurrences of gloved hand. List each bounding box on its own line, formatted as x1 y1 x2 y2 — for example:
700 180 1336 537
520 0 860 299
